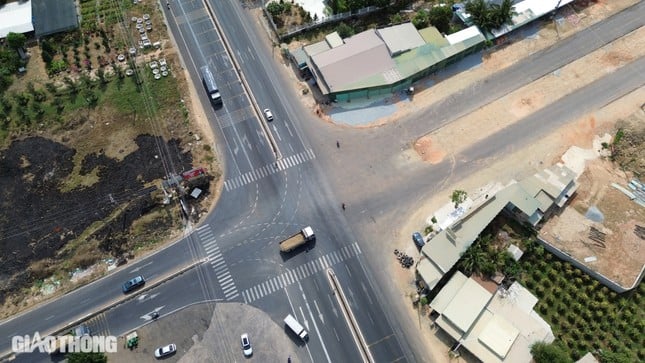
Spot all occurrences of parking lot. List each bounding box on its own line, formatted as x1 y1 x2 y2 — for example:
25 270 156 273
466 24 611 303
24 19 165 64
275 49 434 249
108 302 300 362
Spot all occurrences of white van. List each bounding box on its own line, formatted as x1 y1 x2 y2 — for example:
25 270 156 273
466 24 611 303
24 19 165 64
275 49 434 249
284 314 308 341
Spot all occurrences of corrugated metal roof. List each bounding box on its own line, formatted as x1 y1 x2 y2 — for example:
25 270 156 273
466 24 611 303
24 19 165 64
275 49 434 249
416 258 446 292
423 182 543 282
325 31 343 48
311 29 395 93
445 26 483 45
576 352 601 363
311 24 485 94
429 271 468 312
478 314 520 358
442 278 492 333
500 183 539 217
32 0 78 37
424 231 462 273
290 47 308 68
304 40 331 57
0 0 33 38
418 26 449 47
377 23 426 56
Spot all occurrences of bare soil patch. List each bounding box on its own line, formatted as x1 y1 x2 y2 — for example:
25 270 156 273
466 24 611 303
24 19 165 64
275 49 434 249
413 137 446 164
539 157 645 287
0 0 219 317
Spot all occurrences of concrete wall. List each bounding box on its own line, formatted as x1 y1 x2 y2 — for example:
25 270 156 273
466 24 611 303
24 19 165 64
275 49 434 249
537 237 644 293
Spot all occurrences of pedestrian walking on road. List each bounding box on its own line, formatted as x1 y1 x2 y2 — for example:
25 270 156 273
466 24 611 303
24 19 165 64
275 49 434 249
336 141 340 148
341 203 346 211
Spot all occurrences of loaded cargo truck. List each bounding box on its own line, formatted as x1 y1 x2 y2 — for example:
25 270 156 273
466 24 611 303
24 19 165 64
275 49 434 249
279 226 315 252
284 314 308 341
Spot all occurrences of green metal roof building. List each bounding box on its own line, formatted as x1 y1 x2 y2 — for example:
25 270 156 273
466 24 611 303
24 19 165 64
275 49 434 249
304 22 486 101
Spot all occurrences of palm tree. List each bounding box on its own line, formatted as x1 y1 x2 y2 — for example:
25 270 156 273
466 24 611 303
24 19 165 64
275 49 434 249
460 243 486 275
466 0 488 27
466 0 516 32
496 0 517 26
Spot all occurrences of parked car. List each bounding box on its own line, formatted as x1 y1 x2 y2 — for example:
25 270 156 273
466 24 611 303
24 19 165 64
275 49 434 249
412 232 425 248
240 333 252 357
122 275 145 293
263 108 274 121
73 324 91 337
154 343 176 358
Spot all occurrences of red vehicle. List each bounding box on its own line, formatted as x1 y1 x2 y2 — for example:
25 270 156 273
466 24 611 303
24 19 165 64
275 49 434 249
182 167 206 180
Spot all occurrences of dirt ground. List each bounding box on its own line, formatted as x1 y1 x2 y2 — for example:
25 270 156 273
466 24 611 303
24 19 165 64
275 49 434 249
540 148 645 287
412 8 644 162
360 0 641 361
0 0 218 318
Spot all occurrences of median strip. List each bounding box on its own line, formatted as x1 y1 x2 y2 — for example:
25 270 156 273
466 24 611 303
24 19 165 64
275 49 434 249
326 268 374 363
0 258 207 360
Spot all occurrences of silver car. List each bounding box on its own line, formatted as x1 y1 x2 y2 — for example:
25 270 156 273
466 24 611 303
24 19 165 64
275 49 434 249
154 343 176 358
263 108 274 122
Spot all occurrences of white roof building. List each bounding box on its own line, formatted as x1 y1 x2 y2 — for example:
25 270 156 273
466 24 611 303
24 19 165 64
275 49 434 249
0 0 33 38
430 272 554 362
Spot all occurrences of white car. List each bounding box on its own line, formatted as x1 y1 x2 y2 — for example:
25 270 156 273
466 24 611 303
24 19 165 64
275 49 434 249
240 333 253 357
154 343 176 358
263 108 274 122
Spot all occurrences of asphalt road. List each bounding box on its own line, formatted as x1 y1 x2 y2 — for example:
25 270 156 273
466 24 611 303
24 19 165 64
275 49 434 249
2 1 643 362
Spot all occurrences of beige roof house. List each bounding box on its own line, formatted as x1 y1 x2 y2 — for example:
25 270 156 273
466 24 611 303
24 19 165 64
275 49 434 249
430 272 554 363
417 164 577 291
376 22 426 56
309 29 396 94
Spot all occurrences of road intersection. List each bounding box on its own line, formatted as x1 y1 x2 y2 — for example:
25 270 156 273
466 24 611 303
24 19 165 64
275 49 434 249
1 1 643 362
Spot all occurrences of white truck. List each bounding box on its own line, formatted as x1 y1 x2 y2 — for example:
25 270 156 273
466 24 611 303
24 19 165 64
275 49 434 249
279 226 315 253
284 314 308 341
200 65 222 104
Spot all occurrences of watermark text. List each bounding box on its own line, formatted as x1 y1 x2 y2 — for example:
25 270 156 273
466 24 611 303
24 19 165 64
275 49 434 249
12 332 118 353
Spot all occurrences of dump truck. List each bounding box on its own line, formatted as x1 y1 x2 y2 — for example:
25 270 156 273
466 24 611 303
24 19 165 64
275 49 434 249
279 226 315 252
284 314 308 341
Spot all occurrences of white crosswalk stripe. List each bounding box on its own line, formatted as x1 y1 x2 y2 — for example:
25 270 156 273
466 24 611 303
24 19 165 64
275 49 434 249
194 225 240 301
241 242 363 303
223 149 316 191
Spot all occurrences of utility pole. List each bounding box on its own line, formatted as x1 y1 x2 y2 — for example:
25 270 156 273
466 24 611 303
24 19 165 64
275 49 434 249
552 0 564 39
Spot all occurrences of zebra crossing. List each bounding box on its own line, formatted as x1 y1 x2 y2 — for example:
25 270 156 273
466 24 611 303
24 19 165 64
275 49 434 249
224 149 315 191
242 242 362 304
196 225 239 301
84 313 110 336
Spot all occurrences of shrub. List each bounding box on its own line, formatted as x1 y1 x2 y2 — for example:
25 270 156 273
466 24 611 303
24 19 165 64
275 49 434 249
599 350 632 363
530 342 572 363
336 22 355 39
48 59 68 74
412 9 429 29
428 5 452 34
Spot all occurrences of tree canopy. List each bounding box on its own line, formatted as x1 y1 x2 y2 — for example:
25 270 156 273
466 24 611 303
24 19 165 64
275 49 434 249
451 189 467 208
336 22 355 39
530 342 572 363
466 0 516 32
412 9 429 30
429 5 452 34
6 32 26 50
